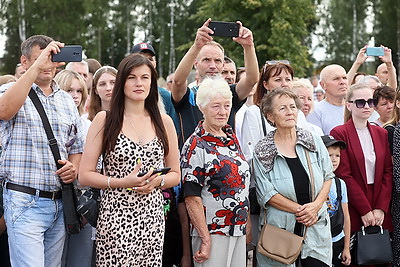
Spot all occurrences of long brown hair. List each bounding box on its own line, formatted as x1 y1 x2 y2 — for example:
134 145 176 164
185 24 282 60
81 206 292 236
102 54 169 156
254 62 294 106
88 66 117 121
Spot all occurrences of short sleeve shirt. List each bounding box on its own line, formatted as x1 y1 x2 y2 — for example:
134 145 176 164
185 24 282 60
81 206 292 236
181 121 250 236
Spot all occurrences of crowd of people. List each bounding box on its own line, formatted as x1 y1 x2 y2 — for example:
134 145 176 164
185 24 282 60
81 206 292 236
0 18 399 267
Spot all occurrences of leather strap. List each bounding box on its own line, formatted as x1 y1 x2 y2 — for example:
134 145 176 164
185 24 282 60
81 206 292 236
6 182 62 200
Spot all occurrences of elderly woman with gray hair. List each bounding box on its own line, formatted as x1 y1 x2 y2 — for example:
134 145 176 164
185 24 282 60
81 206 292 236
181 78 251 267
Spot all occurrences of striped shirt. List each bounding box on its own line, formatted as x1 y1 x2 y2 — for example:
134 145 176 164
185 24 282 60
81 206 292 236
0 82 84 191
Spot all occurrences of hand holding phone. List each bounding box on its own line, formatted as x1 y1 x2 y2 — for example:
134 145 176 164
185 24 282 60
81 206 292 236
208 21 240 37
137 167 171 177
366 47 384 57
52 45 83 62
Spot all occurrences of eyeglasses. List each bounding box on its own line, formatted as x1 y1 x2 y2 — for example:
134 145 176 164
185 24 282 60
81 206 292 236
263 60 290 74
348 98 377 108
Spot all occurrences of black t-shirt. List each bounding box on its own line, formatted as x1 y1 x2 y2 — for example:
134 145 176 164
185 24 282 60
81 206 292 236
284 156 310 205
172 84 244 146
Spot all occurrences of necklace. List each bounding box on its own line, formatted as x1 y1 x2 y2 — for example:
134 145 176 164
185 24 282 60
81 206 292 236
124 115 146 145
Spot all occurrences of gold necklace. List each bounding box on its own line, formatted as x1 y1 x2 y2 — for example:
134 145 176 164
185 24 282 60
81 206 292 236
124 115 146 145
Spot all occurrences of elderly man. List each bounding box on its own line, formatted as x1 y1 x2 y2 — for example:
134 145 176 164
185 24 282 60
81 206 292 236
307 64 348 134
172 18 259 143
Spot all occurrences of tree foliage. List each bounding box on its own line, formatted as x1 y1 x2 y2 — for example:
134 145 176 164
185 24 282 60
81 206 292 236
191 0 318 77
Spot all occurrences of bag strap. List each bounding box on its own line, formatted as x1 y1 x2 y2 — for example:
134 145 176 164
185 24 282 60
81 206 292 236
335 177 342 202
259 107 267 137
28 88 63 171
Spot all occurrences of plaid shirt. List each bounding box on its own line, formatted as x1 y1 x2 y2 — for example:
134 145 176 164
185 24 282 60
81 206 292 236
0 82 84 191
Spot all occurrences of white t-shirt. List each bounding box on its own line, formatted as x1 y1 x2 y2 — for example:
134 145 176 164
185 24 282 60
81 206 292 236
307 99 345 134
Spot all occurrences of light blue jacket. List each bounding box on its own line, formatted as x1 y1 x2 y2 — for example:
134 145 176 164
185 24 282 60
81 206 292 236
253 128 333 266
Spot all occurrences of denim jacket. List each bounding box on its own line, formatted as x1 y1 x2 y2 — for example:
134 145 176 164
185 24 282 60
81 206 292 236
253 128 334 266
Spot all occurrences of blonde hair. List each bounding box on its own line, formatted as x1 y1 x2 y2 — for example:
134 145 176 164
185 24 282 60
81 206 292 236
344 83 371 122
88 66 117 121
0 74 17 86
54 70 88 115
292 78 314 113
196 78 232 109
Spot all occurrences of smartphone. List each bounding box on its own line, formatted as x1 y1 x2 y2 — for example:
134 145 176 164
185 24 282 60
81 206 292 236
208 21 239 37
366 47 384 57
52 45 83 62
138 167 171 177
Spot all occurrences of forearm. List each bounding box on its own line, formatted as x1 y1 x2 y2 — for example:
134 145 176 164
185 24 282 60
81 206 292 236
347 62 361 86
0 66 41 120
68 153 82 178
172 45 202 102
343 204 351 250
313 179 332 209
386 62 397 89
268 193 301 214
236 44 258 100
185 196 210 242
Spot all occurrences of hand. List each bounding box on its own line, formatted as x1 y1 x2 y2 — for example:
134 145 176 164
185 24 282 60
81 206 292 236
194 18 214 49
233 21 254 47
355 46 368 65
134 172 162 195
379 45 393 64
295 202 319 227
31 41 65 72
56 159 77 184
372 209 385 226
361 211 375 227
193 237 211 263
341 247 352 265
122 163 161 194
180 254 192 267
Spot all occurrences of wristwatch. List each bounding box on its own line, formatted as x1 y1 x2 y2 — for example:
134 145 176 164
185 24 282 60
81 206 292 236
160 175 165 187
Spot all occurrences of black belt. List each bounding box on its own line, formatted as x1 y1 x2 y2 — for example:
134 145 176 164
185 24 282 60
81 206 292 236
6 182 62 200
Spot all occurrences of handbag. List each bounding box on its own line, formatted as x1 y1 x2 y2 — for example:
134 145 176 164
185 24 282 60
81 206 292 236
76 187 101 227
355 226 393 265
257 150 315 264
29 88 82 234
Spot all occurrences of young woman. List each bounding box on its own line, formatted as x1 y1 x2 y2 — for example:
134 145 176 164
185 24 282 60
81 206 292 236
79 54 180 266
87 66 117 121
331 83 393 267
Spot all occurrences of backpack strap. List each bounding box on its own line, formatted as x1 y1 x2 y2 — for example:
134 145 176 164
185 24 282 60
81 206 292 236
335 177 342 203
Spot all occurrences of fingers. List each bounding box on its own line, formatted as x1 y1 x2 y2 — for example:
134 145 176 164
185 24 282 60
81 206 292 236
56 160 76 183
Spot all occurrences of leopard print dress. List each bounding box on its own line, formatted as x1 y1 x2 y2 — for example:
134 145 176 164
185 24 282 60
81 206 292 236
96 133 165 266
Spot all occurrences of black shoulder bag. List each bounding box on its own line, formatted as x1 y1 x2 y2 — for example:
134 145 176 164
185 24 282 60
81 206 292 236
330 177 344 237
28 88 82 234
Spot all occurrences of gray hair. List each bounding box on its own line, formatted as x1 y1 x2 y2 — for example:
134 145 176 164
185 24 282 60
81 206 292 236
196 78 232 109
21 35 53 59
357 75 382 86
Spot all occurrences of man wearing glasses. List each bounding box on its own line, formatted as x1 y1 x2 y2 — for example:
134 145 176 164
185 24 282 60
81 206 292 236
172 18 259 143
307 64 349 134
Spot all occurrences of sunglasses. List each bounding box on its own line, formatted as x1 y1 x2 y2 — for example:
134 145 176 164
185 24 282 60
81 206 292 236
348 98 377 108
263 60 290 75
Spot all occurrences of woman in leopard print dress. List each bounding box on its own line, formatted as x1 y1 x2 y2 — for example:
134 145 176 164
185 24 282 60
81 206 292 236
79 54 180 266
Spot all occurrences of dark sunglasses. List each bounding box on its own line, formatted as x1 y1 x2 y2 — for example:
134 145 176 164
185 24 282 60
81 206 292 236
263 60 290 74
348 98 377 108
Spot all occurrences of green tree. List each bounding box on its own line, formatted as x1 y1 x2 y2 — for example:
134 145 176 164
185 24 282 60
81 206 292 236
190 0 318 77
319 0 370 70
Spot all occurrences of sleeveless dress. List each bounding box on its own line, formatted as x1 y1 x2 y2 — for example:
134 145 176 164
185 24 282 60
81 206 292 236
96 133 165 266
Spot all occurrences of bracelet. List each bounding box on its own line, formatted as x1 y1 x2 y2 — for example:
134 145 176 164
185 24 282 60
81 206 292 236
107 176 112 189
159 175 165 188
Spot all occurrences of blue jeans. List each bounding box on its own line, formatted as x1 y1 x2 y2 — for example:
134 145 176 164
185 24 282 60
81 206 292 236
3 186 66 267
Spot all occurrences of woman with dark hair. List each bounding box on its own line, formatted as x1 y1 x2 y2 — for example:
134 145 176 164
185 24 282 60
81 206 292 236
79 54 180 266
371 85 395 127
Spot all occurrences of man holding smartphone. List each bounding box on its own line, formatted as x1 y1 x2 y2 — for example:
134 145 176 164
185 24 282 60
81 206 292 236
172 18 259 143
0 35 84 266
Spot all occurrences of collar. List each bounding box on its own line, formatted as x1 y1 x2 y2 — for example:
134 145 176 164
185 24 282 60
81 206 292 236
194 120 236 146
32 80 60 96
254 127 316 172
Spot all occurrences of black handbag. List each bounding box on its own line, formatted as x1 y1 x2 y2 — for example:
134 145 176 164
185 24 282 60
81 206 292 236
29 88 82 234
355 226 393 265
76 187 100 227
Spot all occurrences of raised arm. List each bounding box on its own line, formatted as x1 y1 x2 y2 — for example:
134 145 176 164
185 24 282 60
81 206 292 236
172 19 213 103
347 46 367 86
234 21 259 100
0 41 64 120
380 46 397 89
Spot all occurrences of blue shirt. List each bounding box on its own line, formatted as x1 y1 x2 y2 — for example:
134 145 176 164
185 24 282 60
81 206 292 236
0 82 84 191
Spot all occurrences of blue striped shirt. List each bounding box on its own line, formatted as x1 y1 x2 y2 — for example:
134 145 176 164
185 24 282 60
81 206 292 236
0 82 84 191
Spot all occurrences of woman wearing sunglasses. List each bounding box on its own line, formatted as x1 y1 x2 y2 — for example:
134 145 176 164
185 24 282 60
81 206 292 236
330 84 393 266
